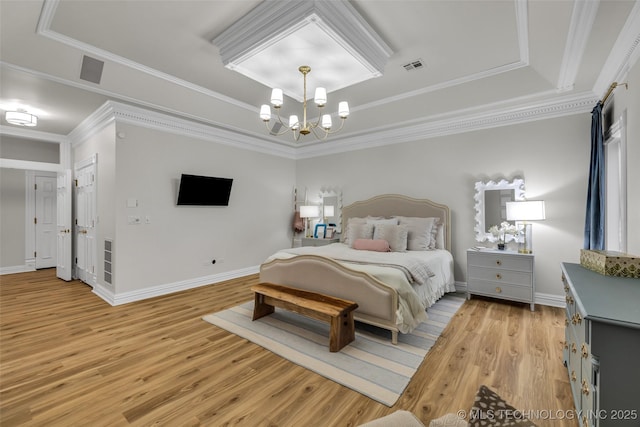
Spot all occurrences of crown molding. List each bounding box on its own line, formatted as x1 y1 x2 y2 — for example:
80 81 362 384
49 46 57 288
556 0 600 92
0 125 69 143
295 91 598 159
69 100 297 159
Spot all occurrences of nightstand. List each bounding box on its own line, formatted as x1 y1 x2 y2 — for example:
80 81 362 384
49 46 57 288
301 237 339 247
467 249 535 311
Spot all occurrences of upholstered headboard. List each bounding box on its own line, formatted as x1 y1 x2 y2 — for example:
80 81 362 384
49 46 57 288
341 194 451 251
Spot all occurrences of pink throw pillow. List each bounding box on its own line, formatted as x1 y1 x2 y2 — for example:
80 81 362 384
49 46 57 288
353 239 391 252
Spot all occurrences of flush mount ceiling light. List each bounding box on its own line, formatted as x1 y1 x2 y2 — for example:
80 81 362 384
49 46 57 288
213 0 392 107
260 65 349 141
5 110 38 127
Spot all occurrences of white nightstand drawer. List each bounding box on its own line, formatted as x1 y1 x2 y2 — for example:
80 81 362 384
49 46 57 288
467 253 533 272
468 280 532 301
468 266 532 286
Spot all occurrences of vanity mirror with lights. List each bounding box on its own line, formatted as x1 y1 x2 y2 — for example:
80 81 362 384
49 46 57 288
473 178 525 242
319 187 342 231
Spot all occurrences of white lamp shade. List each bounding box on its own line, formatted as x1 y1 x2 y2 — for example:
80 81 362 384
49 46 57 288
338 101 349 118
5 111 37 127
270 88 283 106
289 115 299 130
299 205 319 218
324 205 334 217
506 201 546 221
259 104 271 121
321 114 332 129
314 87 327 105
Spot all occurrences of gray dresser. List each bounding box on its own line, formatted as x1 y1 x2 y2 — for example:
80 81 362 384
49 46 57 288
467 249 535 311
561 262 640 427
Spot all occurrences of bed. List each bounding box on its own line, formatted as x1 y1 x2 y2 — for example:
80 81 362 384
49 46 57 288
259 194 456 344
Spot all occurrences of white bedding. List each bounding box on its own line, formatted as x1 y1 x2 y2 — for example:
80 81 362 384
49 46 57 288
265 243 456 333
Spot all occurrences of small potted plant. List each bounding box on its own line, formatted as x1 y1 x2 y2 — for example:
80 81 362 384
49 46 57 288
488 221 518 250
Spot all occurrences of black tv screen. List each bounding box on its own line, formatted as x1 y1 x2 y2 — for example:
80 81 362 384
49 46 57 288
176 174 233 206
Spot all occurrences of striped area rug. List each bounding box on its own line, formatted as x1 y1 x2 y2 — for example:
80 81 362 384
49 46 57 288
202 293 465 406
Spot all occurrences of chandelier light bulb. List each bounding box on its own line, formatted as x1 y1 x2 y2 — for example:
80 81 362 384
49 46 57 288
314 87 327 106
338 101 350 118
259 105 271 121
289 115 299 130
271 88 283 107
321 114 332 129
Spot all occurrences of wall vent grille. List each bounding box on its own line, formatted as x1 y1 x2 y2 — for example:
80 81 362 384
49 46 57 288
104 239 113 284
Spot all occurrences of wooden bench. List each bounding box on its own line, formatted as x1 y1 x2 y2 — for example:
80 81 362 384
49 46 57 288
250 283 359 352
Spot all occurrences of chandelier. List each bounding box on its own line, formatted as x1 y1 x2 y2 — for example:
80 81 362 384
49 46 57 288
260 66 349 141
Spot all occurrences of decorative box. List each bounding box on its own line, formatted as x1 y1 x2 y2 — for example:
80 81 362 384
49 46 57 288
580 249 640 279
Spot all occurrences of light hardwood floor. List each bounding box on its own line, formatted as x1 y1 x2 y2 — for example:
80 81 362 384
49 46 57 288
0 269 577 426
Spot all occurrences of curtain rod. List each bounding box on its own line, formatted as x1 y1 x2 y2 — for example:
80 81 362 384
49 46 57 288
601 82 628 104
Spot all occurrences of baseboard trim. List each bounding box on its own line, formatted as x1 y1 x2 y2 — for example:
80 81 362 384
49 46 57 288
93 265 260 306
458 282 565 308
535 292 566 308
0 264 36 275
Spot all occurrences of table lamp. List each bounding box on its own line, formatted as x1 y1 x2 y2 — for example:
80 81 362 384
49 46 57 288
299 205 319 238
506 200 546 253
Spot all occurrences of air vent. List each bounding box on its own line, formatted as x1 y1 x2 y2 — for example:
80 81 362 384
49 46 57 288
104 239 113 284
80 55 104 84
402 59 424 71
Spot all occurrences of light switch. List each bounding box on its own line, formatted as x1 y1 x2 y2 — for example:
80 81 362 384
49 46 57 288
126 198 138 208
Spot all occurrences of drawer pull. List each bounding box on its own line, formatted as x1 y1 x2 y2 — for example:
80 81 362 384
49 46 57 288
563 340 568 350
581 379 590 396
571 370 577 382
581 343 589 359
564 284 569 293
495 287 502 293
564 318 569 327
496 260 502 266
496 273 502 280
571 343 577 354
572 313 583 325
565 296 574 305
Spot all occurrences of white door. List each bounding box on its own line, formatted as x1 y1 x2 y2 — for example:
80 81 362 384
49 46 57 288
35 176 57 269
74 157 97 286
57 169 72 281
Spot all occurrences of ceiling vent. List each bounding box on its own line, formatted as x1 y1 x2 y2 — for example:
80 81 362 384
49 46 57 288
402 59 424 71
80 55 104 84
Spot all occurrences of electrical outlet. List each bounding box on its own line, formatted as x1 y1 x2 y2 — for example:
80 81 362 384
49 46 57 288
127 215 141 225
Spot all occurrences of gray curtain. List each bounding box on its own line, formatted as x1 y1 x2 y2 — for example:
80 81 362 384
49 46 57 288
584 102 605 250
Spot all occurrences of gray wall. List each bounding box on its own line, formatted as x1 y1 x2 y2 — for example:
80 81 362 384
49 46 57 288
295 114 592 297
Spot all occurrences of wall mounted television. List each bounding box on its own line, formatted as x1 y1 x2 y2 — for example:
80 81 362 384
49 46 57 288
176 174 233 206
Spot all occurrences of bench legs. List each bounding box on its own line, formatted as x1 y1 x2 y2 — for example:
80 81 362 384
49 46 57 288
329 311 356 352
252 293 274 320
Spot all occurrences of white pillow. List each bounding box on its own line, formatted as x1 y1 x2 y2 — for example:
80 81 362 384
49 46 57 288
396 216 440 250
373 224 408 252
435 223 445 249
346 223 375 247
366 217 398 226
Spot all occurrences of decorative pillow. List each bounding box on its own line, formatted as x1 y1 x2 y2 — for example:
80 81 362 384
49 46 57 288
469 385 537 426
353 239 391 252
346 223 375 247
343 217 367 245
435 223 445 249
396 217 440 250
373 224 408 252
366 217 399 226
